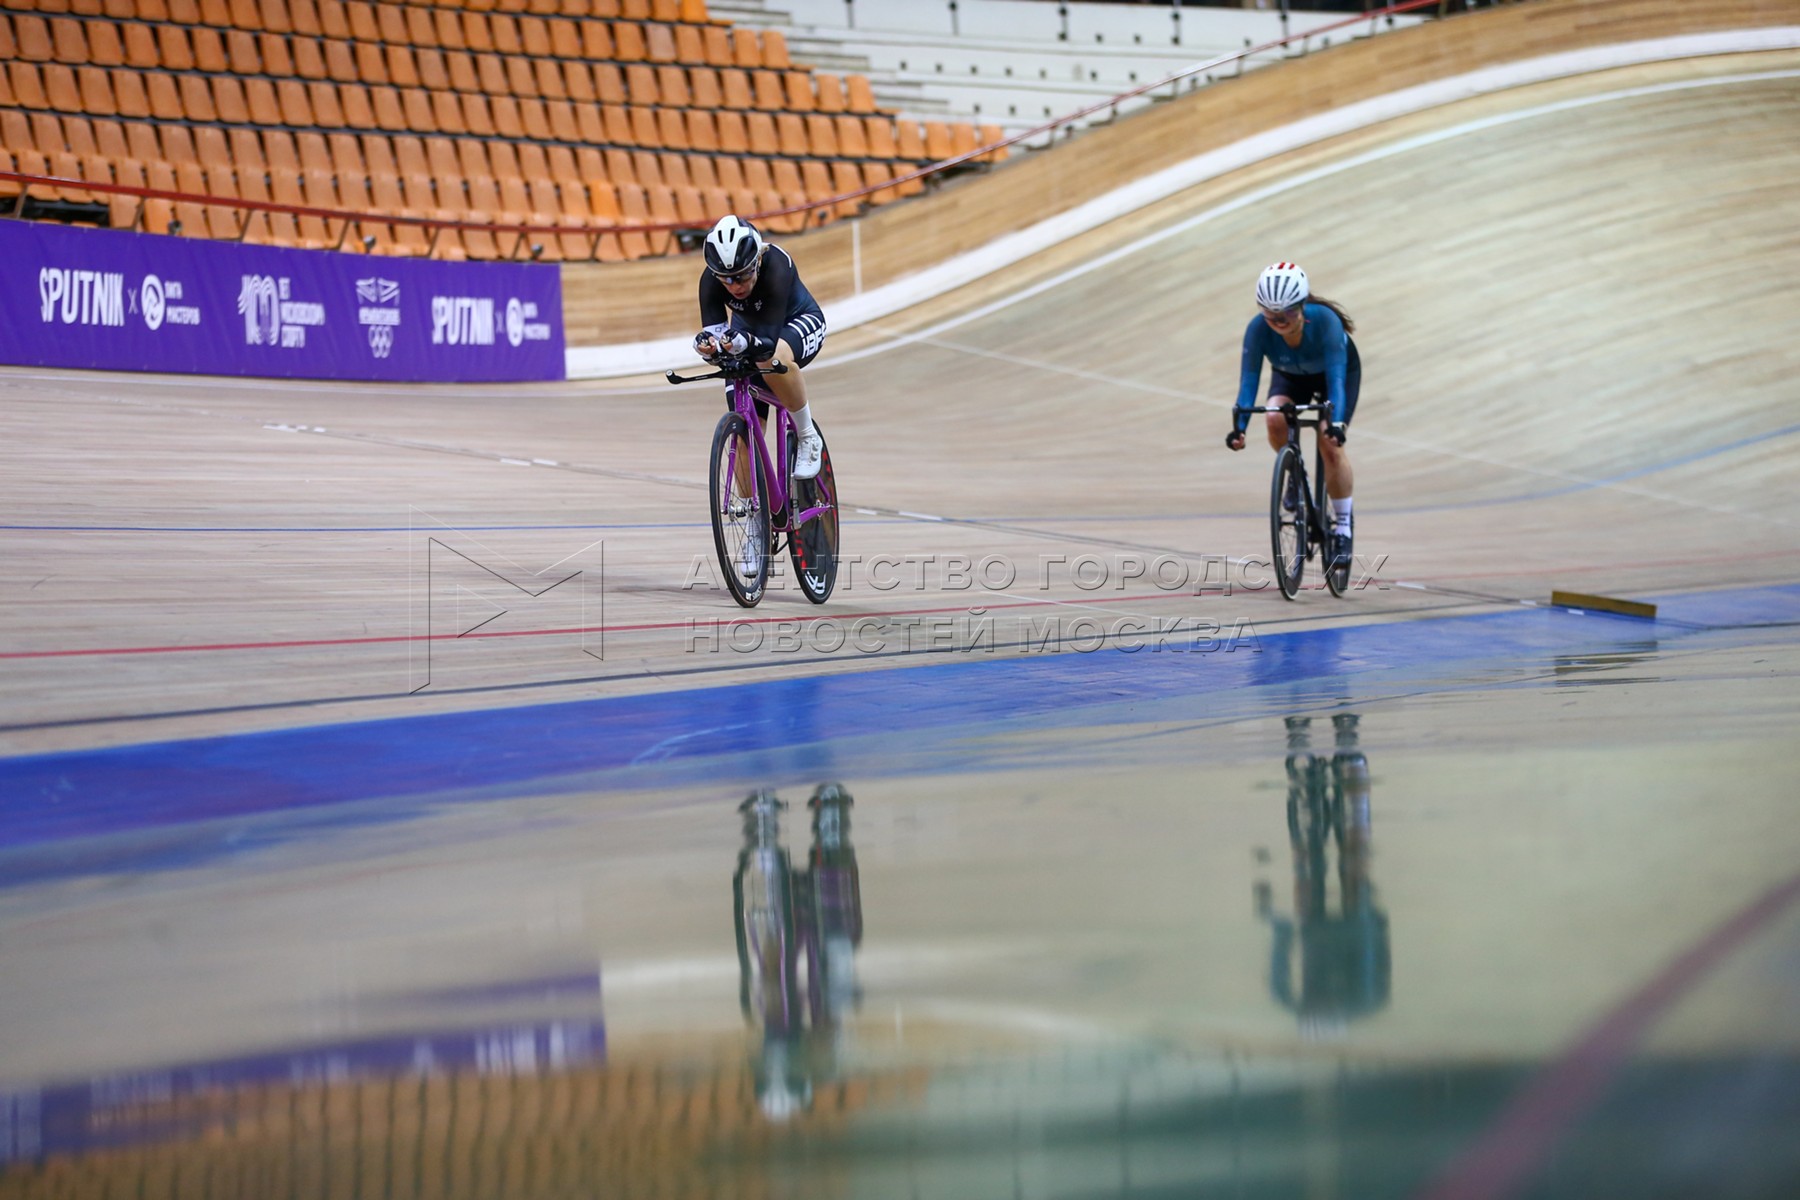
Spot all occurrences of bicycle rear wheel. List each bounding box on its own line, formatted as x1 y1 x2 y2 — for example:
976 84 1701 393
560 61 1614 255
1271 444 1307 601
710 411 769 608
788 429 839 605
1316 458 1351 598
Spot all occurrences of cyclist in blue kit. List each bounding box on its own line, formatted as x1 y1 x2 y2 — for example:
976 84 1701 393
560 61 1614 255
692 215 827 480
1224 262 1360 566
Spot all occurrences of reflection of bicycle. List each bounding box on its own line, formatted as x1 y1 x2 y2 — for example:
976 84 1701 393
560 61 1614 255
1254 402 1351 601
1257 714 1388 1026
731 784 862 1120
667 356 839 608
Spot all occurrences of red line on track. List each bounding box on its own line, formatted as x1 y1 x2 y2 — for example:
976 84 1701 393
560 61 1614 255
1412 870 1800 1200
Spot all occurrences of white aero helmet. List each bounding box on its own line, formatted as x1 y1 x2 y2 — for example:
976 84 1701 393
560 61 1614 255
1256 262 1310 311
704 215 763 277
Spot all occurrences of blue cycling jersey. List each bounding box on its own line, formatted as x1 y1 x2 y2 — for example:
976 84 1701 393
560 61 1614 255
1234 303 1351 424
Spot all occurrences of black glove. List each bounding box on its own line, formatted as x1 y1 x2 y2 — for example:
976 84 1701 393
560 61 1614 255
1325 423 1347 446
693 330 719 362
1225 430 1245 451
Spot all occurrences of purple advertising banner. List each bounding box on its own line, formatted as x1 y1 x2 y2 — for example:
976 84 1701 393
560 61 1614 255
0 219 565 382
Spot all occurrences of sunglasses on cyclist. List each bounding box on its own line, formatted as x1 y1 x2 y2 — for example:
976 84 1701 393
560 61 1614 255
713 264 759 287
1261 304 1304 326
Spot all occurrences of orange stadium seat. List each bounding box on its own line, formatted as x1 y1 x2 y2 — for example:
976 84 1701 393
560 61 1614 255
433 8 464 50
497 95 529 138
563 60 595 102
701 25 731 67
713 108 747 154
226 29 261 73
179 73 216 121
805 113 842 157
406 6 437 48
645 21 676 63
289 36 322 78
627 104 657 146
417 49 450 91
490 13 523 55
377 3 408 45
814 73 845 115
774 112 806 157
751 69 783 112
142 161 178 233
656 64 689 107
846 74 877 114
159 124 197 166
762 30 791 70
147 71 184 119
262 0 295 35
121 23 157 68
14 15 52 62
156 25 194 71
520 98 553 139
447 52 480 93
624 62 658 106
580 19 613 60
110 68 150 118
783 70 813 112
684 108 717 152
744 111 776 157
729 27 758 69
654 106 686 148
460 93 495 136
192 26 227 72
86 21 123 67
679 0 709 21
895 119 925 160
592 63 626 104
673 22 702 65
477 54 508 96
549 18 580 57
294 0 326 36
50 16 88 64
925 121 955 160
718 68 750 109
834 113 867 157
388 46 420 89
548 100 580 141
324 39 356 82
688 65 721 108
613 22 645 62
77 65 115 115
244 75 281 122
347 2 379 43
535 58 565 101
462 11 494 52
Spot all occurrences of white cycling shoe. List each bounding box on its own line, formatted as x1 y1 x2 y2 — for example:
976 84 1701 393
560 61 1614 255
737 527 763 583
792 428 824 480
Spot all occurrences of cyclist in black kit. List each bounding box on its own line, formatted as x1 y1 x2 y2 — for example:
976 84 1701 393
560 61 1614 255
692 215 827 479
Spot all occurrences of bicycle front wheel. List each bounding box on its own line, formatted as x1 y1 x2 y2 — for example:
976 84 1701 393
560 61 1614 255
789 429 839 605
710 411 769 608
1270 444 1307 601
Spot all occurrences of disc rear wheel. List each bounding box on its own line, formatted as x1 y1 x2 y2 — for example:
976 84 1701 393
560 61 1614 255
789 430 839 604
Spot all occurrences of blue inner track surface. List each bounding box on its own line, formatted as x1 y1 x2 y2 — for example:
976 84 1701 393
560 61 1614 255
3 585 1793 861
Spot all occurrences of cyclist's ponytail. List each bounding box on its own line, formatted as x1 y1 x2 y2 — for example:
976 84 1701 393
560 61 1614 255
1310 295 1355 334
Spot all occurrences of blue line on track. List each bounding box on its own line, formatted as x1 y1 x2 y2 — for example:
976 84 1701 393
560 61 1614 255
2 584 1793 880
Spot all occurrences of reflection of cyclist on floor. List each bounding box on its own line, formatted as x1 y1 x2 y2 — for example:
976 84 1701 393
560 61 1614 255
692 215 827 482
1257 714 1389 1030
732 784 863 1120
1224 262 1361 567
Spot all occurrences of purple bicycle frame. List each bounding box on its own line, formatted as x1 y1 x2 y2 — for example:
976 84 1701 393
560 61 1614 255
731 376 832 530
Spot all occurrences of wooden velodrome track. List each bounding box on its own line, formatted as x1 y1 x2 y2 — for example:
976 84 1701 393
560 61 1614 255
2 50 1797 752
3 15 1800 1200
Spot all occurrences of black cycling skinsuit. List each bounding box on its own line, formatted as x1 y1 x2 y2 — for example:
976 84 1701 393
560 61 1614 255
698 245 827 368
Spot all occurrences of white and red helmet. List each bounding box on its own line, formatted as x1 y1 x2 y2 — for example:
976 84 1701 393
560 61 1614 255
1256 262 1310 311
